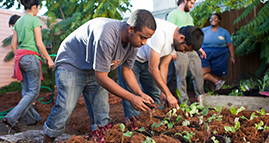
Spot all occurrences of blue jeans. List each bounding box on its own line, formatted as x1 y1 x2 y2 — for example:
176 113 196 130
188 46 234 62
43 68 110 138
5 55 42 125
118 60 161 118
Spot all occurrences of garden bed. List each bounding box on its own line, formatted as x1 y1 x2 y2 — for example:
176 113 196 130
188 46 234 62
66 102 269 143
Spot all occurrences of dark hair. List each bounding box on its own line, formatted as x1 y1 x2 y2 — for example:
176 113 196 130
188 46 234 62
9 14 20 27
127 9 156 32
177 0 191 6
179 26 204 51
211 13 222 20
20 0 40 10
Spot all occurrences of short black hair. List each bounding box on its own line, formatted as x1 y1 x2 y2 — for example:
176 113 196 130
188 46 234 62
127 9 156 32
211 13 222 20
179 26 204 51
20 0 40 10
9 14 20 27
177 0 191 6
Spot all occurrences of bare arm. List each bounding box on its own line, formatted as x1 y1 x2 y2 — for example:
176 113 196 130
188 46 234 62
34 26 54 68
148 49 178 108
121 65 154 103
11 31 18 54
198 48 207 59
227 43 235 64
95 71 151 111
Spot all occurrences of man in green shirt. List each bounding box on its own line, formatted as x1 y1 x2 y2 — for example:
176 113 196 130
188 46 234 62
166 0 206 104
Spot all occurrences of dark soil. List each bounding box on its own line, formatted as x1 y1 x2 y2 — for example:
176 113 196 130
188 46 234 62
6 91 269 143
0 92 125 138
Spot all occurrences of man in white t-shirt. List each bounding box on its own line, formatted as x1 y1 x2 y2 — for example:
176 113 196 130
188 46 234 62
118 18 204 117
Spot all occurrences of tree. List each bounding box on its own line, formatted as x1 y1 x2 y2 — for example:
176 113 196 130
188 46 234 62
190 0 269 75
1 0 132 88
1 0 132 55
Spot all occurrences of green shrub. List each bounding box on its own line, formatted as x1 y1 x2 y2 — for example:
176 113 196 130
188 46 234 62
0 81 21 94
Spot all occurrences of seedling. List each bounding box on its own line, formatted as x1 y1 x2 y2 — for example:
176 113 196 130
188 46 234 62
256 108 266 116
207 114 223 122
207 90 218 95
213 106 222 114
257 73 269 92
176 88 189 107
142 136 156 143
166 108 177 117
211 136 219 143
182 120 190 126
222 84 232 89
230 106 245 115
120 123 133 143
176 115 182 123
224 118 240 133
240 116 249 120
199 107 210 116
229 89 243 96
255 121 264 130
137 127 152 137
243 137 250 143
250 112 258 120
150 122 163 135
175 131 195 143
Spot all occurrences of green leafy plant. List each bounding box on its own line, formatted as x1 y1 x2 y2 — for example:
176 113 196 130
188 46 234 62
256 108 266 115
213 106 222 115
221 84 232 89
0 81 22 94
230 106 245 115
207 90 218 95
211 136 219 143
182 120 190 126
257 72 269 92
224 118 240 133
207 114 223 122
239 78 258 91
137 127 152 137
142 136 156 143
150 122 163 135
250 112 259 120
175 131 195 143
229 89 243 96
255 121 265 130
120 123 133 143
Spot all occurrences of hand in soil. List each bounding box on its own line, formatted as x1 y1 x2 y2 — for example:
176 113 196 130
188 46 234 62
130 96 152 111
145 102 159 109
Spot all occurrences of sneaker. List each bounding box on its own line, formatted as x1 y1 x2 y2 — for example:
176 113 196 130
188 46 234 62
215 80 225 91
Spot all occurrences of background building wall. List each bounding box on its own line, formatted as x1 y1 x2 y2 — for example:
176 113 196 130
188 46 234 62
0 8 23 87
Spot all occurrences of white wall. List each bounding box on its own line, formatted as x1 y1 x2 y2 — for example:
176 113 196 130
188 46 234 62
0 8 23 87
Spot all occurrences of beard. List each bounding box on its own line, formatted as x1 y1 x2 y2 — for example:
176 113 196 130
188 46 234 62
184 4 190 12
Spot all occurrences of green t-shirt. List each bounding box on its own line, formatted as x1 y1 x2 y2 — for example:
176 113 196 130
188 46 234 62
14 14 42 54
167 9 194 28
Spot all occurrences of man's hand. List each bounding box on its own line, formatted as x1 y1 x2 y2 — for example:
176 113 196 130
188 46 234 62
139 93 154 103
160 92 168 107
130 95 152 111
198 48 207 59
160 92 178 108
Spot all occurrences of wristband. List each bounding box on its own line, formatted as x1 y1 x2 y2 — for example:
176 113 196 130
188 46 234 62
130 95 136 103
